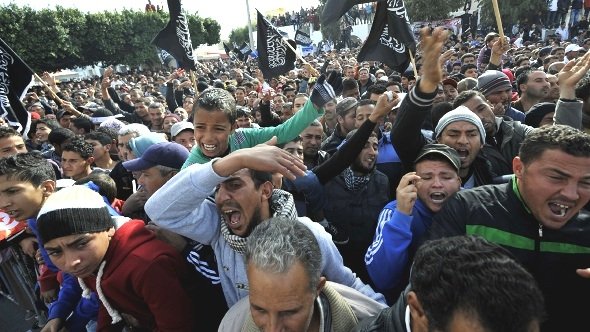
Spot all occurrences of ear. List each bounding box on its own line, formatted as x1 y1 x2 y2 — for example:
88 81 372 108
86 156 95 165
315 276 327 297
165 171 178 181
107 227 116 237
407 291 428 331
513 156 524 179
41 180 56 197
260 181 274 201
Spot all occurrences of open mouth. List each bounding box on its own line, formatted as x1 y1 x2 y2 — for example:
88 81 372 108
223 209 242 226
548 202 571 218
202 144 217 152
455 148 469 161
429 192 447 204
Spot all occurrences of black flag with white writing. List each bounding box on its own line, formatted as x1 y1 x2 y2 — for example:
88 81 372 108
0 37 33 137
357 0 415 73
257 10 296 78
152 0 196 71
294 30 312 46
321 0 377 26
386 0 416 51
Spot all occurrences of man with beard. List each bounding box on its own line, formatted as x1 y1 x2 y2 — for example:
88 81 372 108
144 142 386 308
542 74 560 102
365 144 462 302
512 70 551 113
428 125 590 331
321 97 358 155
476 70 525 122
322 130 390 286
300 120 329 169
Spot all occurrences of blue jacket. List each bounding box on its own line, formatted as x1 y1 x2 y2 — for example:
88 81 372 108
365 199 433 294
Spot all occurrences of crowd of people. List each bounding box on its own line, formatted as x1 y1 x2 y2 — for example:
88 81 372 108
1 8 590 331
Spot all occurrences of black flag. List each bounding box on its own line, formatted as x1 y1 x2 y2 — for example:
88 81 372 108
386 0 416 50
357 0 415 73
256 10 296 79
0 37 33 137
294 30 313 46
151 0 196 71
321 0 377 26
223 42 232 56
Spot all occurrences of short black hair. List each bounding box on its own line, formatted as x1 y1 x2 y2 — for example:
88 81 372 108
74 172 117 204
0 152 56 186
365 83 387 97
193 88 237 125
71 117 94 134
62 137 94 159
0 126 21 140
519 125 590 164
85 131 112 146
411 236 544 332
47 127 76 146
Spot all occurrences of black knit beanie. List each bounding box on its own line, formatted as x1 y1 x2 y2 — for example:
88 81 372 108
37 186 114 243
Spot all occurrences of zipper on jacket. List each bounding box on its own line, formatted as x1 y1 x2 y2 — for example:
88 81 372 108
538 224 543 237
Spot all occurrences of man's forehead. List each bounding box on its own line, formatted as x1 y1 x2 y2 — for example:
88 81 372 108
223 168 252 182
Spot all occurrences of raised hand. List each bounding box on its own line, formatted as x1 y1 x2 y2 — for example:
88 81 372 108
396 172 421 215
558 51 590 99
310 74 337 109
418 27 449 94
371 92 401 122
213 136 307 180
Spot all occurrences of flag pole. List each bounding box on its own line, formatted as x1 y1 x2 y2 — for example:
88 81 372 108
279 38 320 77
189 69 197 92
408 49 418 78
32 73 63 104
491 0 504 38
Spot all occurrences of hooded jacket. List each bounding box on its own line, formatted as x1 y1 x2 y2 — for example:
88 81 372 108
81 220 198 331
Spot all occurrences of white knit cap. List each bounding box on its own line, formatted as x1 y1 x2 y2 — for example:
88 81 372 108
434 105 486 144
37 186 113 243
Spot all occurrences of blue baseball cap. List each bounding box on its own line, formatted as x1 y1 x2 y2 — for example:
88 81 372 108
123 142 189 172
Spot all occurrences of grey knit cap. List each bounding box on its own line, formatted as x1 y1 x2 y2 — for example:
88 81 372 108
435 106 486 144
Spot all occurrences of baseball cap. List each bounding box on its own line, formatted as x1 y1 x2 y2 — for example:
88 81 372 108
565 44 582 53
170 121 194 138
415 143 461 172
123 142 189 172
442 78 458 89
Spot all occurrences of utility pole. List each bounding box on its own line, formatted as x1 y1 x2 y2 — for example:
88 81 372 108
246 0 255 47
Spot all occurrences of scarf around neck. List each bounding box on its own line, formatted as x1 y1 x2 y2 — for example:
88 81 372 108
342 167 371 191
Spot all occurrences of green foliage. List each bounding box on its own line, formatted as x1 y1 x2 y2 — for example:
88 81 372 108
405 0 463 21
228 25 251 46
0 4 220 72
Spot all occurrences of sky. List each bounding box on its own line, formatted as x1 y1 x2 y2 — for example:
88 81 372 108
0 0 321 40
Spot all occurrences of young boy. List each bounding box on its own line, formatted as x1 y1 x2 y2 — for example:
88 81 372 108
182 74 337 167
37 185 200 331
0 152 98 331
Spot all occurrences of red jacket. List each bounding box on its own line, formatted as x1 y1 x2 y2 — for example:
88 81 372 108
83 220 197 331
